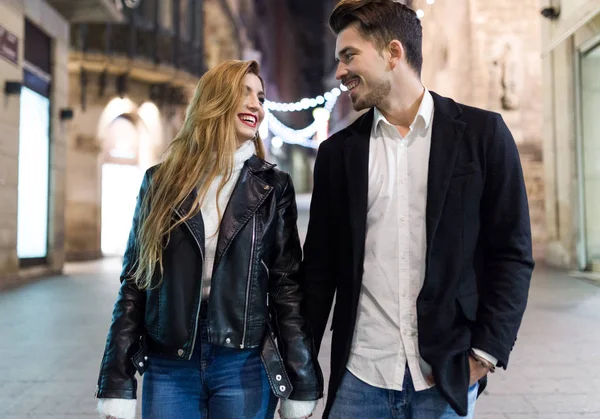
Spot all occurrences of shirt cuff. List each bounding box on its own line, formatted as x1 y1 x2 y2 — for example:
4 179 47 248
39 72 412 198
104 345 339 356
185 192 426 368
97 398 137 419
280 399 318 418
472 348 498 366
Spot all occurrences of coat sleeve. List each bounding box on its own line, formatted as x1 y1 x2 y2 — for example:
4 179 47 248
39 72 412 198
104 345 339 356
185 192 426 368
471 114 535 368
300 143 337 352
268 173 324 401
96 170 151 399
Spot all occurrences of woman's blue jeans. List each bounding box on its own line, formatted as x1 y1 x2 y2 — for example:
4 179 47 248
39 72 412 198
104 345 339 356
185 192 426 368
142 317 277 419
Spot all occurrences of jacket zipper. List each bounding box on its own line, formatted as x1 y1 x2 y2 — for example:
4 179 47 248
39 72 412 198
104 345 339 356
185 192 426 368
260 260 269 276
174 208 205 360
261 260 270 307
240 214 256 349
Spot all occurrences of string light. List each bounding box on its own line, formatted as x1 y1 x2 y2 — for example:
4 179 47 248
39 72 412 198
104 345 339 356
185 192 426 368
263 92 338 149
265 84 346 112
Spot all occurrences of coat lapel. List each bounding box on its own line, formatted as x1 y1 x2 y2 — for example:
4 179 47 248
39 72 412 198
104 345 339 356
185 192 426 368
343 109 374 274
425 92 467 251
213 156 275 267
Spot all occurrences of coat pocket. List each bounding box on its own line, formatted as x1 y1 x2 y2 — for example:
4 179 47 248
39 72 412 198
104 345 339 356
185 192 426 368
456 293 479 322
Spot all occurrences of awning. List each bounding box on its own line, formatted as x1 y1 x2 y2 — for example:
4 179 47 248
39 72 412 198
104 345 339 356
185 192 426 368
46 0 124 23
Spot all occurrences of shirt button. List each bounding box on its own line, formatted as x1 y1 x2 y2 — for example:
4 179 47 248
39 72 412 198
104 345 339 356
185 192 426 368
138 362 144 367
400 178 406 184
276 374 282 381
226 338 231 344
177 349 184 357
279 385 286 392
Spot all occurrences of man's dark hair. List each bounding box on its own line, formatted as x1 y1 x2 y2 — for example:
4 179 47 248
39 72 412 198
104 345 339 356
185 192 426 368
329 0 423 76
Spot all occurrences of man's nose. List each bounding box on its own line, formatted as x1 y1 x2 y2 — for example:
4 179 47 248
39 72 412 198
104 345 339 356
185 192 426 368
335 62 348 81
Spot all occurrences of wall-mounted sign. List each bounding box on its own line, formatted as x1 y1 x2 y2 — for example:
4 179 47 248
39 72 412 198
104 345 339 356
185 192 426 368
0 24 19 65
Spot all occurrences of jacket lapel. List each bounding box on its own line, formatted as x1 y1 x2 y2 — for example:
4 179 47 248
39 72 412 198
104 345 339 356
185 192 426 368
426 92 466 251
214 156 275 267
175 188 206 256
343 109 373 276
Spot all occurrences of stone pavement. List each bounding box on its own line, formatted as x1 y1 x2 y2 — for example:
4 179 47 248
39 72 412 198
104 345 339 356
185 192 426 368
1 205 599 418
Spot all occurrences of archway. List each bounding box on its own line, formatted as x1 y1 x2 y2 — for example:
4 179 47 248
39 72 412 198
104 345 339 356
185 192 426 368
100 114 147 256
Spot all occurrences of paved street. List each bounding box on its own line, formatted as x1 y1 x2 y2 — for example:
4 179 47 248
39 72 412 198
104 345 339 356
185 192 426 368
1 202 600 418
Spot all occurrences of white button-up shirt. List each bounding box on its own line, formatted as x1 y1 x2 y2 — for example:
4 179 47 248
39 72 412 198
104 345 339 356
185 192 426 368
346 90 496 391
346 90 434 391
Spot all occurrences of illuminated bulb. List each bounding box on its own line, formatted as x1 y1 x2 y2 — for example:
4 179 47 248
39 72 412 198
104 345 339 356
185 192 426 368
271 136 283 149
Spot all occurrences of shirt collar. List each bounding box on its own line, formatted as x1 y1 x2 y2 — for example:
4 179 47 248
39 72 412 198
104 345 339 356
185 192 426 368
372 89 434 136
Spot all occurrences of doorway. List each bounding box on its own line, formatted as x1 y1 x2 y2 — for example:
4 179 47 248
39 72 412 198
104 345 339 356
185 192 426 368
100 115 145 256
578 40 600 270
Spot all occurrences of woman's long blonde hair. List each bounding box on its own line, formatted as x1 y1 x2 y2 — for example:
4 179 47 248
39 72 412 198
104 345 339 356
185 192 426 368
132 60 266 289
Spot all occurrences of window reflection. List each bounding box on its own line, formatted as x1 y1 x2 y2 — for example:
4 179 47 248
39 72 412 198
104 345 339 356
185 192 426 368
160 0 173 30
180 0 191 40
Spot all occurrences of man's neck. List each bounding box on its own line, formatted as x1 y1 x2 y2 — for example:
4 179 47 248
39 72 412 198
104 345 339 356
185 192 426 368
377 81 425 131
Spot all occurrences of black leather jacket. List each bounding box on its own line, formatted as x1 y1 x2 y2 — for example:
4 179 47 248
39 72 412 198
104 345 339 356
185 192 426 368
96 156 323 402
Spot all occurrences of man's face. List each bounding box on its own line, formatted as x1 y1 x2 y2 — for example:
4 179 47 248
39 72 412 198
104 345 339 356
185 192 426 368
335 24 392 111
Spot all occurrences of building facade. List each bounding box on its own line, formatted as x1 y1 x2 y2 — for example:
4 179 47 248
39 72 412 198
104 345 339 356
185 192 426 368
541 0 600 271
0 0 123 288
64 0 261 261
0 0 266 286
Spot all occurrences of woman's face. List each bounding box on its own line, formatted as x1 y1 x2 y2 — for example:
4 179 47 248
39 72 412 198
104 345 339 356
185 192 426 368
234 73 265 145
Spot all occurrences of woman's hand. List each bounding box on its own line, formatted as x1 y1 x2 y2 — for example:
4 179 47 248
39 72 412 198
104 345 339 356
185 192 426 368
278 407 314 419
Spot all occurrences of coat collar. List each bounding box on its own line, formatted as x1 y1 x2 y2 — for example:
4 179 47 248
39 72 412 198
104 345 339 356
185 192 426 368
174 155 276 260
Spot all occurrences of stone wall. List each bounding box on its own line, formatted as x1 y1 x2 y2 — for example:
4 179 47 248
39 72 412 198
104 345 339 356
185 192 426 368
416 0 546 258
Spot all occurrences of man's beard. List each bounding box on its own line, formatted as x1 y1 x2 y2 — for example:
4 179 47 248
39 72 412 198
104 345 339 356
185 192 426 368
351 78 392 111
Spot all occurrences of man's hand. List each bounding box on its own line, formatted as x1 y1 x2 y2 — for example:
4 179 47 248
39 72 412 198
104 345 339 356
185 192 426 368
468 353 491 386
279 412 312 419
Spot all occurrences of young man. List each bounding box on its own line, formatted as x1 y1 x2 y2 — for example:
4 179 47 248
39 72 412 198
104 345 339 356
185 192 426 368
301 1 534 418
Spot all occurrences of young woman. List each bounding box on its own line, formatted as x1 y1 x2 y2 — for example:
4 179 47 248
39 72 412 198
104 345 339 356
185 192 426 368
95 60 322 419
